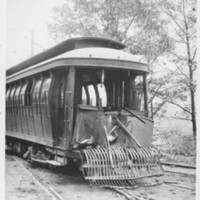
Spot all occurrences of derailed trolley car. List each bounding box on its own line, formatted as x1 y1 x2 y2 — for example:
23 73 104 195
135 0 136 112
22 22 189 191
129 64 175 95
6 37 163 188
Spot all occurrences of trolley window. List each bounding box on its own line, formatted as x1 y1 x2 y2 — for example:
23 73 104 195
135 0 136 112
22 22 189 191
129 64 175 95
10 86 16 106
76 69 147 114
134 76 144 111
87 85 97 106
81 87 87 105
6 88 11 104
80 84 107 107
20 83 28 106
25 80 34 106
40 77 52 105
97 83 107 107
32 79 42 105
14 85 22 106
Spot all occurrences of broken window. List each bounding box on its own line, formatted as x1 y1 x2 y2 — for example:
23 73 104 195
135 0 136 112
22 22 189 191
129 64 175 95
76 69 147 115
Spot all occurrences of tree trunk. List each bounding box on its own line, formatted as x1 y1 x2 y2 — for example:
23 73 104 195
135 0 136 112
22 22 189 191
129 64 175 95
183 0 196 142
190 88 196 141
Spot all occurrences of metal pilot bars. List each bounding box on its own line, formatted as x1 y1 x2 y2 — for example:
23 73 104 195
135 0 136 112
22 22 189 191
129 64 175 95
77 110 164 188
81 147 163 188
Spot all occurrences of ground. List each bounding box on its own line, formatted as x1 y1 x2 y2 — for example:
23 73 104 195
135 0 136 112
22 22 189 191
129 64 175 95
5 156 52 200
5 154 196 200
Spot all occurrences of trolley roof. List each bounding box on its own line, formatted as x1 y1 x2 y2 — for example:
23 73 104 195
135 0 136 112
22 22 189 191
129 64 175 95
6 37 125 77
6 37 148 83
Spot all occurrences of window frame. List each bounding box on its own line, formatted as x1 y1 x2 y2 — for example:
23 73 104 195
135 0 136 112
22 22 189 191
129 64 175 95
40 76 53 105
32 78 43 106
14 84 22 108
20 82 28 106
6 87 12 106
9 85 17 108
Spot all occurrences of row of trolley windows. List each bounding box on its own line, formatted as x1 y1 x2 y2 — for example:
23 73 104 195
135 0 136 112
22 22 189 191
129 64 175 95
6 76 52 116
79 79 144 112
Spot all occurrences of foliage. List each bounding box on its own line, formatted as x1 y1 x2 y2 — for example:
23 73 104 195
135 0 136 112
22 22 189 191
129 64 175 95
48 0 173 62
153 129 196 165
162 129 195 156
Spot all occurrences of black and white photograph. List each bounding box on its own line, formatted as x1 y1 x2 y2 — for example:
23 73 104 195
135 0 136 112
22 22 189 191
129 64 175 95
1 0 199 199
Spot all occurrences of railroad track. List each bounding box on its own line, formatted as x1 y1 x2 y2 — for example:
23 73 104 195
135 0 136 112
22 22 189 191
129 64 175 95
106 180 195 200
8 155 66 200
106 183 195 200
161 161 196 176
6 154 196 200
105 162 196 200
161 161 196 169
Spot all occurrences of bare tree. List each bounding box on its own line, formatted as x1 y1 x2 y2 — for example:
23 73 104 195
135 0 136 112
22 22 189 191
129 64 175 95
159 0 197 140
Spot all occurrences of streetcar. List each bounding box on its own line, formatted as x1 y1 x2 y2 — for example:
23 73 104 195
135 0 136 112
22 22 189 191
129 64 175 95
6 37 163 187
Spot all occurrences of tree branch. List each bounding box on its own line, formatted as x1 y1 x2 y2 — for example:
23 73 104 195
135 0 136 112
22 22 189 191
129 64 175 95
191 48 197 62
164 99 192 115
121 16 136 41
165 11 186 35
170 37 187 44
148 84 163 104
171 116 191 121
173 62 190 80
168 51 187 61
151 101 167 118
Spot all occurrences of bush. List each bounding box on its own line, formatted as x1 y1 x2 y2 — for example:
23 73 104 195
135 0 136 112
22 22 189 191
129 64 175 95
153 129 196 156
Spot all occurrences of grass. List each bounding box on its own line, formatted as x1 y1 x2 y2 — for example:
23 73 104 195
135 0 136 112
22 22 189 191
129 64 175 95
152 128 196 166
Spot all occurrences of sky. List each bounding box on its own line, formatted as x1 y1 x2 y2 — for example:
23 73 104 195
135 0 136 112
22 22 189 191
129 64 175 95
6 0 64 68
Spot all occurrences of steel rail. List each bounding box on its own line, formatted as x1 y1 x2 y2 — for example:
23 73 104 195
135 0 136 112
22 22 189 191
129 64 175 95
163 182 195 191
9 155 66 200
161 161 196 169
105 187 159 200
